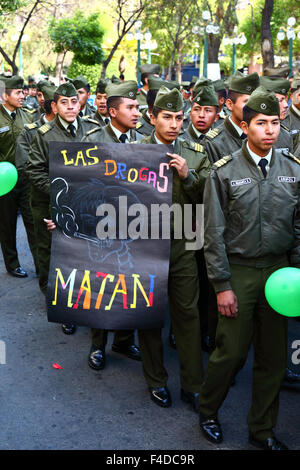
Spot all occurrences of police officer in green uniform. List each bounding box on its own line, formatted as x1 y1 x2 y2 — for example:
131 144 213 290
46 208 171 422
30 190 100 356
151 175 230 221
72 75 96 117
137 64 161 110
83 80 142 368
0 75 38 277
93 78 111 127
260 76 294 151
183 85 219 143
204 71 260 164
84 80 143 144
26 82 100 334
212 79 229 127
15 85 56 174
136 86 210 410
198 88 300 450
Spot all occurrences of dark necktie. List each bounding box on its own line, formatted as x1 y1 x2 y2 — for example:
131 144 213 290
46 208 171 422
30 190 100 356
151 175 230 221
79 111 83 117
258 158 268 178
68 124 76 137
240 132 247 140
11 111 16 120
104 118 110 125
199 134 205 141
119 133 127 143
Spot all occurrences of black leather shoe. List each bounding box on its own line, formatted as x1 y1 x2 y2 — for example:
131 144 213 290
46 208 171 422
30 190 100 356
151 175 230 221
149 386 172 408
8 266 28 278
180 389 200 412
111 342 141 361
61 323 77 335
283 367 300 384
249 434 288 450
199 415 223 444
169 333 176 349
88 347 106 370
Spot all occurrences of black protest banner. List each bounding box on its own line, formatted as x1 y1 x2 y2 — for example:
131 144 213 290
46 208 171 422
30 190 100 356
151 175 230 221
46 141 173 329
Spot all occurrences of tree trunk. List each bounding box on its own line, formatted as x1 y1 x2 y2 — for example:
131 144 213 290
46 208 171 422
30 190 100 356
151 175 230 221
208 35 221 63
54 52 65 81
261 0 274 69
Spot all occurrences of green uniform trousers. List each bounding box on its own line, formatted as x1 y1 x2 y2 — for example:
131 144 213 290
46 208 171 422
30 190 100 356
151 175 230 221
199 261 288 440
30 192 51 295
0 175 38 272
138 238 204 392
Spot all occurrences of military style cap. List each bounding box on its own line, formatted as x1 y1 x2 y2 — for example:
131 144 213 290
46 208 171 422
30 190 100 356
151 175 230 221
213 79 226 92
193 85 219 107
246 86 280 116
40 85 56 102
181 81 191 90
96 78 110 94
106 80 138 99
190 76 199 85
3 75 24 90
148 76 180 91
72 75 89 89
55 82 78 97
111 74 122 84
263 66 290 78
193 78 213 96
229 71 259 94
154 86 184 112
260 76 290 95
139 64 161 75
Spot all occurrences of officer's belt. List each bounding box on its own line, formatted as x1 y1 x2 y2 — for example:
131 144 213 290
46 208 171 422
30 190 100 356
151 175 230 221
228 253 288 268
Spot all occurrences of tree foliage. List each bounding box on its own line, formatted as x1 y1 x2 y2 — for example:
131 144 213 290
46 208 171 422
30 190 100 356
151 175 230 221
49 11 105 66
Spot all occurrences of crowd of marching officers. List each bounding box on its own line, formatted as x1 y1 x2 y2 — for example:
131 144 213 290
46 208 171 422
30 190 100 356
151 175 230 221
0 62 300 450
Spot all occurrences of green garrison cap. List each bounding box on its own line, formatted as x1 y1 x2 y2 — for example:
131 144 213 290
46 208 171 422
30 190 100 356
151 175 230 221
3 75 24 90
213 79 226 92
148 76 180 91
37 80 50 92
181 81 191 90
193 78 213 96
55 82 78 97
40 85 56 102
193 85 219 107
263 66 290 78
111 74 122 84
154 86 184 112
106 80 138 99
260 76 290 95
246 86 280 116
229 71 259 94
139 63 161 75
96 78 110 94
72 75 89 89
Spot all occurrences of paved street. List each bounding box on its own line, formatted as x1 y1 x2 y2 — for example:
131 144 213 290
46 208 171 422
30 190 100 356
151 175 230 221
0 215 299 451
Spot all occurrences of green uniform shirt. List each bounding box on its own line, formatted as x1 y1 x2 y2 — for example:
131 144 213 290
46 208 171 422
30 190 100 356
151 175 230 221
0 104 34 163
82 122 143 143
282 105 300 132
137 88 148 109
135 110 154 137
204 142 300 293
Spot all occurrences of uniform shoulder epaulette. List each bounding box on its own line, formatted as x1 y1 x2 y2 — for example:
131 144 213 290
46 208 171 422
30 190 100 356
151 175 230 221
205 127 221 140
212 155 232 170
23 108 37 115
182 140 204 153
25 122 38 130
282 149 300 165
83 117 101 126
136 122 143 130
38 123 52 135
281 123 290 132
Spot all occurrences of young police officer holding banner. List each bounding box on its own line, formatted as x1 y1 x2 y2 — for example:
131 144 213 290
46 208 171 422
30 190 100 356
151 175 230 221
137 86 211 409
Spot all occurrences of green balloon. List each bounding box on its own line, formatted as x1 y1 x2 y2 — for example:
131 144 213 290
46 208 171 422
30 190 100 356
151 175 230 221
0 162 18 196
265 267 300 317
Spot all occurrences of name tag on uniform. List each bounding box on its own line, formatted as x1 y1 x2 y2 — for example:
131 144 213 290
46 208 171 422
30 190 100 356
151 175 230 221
278 176 296 183
0 126 10 134
230 178 252 187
